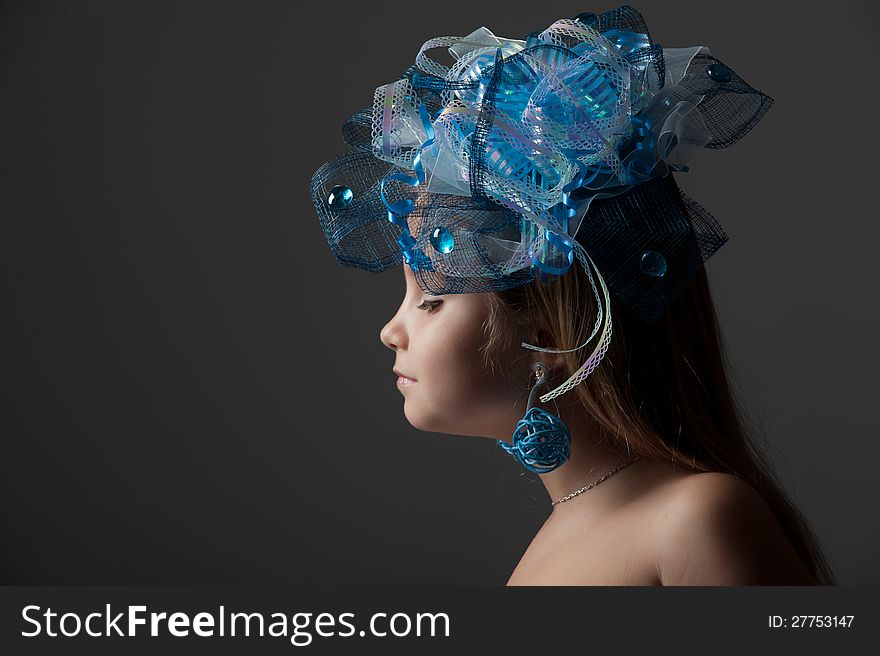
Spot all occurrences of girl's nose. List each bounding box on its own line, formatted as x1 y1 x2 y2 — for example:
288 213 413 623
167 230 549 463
380 313 407 351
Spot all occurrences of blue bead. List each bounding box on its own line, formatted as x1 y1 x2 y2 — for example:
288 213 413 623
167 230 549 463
707 63 732 83
429 226 454 254
327 185 353 210
640 250 667 277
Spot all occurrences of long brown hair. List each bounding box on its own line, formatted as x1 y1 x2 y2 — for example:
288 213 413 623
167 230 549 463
479 254 836 585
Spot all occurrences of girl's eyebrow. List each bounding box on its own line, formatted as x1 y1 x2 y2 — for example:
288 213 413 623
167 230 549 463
401 263 443 298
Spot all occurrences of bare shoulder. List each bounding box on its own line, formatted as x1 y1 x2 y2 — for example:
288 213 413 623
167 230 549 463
650 472 817 586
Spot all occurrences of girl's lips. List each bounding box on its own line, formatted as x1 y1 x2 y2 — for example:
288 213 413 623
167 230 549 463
396 376 417 387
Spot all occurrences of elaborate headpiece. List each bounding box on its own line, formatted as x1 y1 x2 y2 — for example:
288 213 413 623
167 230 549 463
310 5 773 405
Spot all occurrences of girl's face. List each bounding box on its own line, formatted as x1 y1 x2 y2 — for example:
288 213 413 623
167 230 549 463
379 263 526 440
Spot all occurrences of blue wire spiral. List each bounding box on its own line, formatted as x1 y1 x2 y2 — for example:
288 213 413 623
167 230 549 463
499 406 571 474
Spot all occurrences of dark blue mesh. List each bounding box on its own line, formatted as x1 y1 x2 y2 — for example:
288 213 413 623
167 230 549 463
576 174 728 323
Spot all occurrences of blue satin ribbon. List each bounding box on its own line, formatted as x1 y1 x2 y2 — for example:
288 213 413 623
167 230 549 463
379 102 437 271
532 112 669 277
620 113 662 183
601 28 651 54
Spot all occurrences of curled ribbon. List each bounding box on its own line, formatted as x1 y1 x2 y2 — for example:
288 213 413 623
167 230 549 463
379 101 437 271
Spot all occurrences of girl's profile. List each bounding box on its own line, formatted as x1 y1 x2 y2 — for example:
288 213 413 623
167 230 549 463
310 5 834 586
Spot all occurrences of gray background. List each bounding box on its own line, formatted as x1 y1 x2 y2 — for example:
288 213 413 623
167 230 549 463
1 0 876 584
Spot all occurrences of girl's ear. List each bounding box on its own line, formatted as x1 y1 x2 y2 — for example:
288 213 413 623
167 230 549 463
527 326 566 372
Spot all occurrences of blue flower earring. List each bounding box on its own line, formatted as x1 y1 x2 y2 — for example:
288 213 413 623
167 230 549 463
498 363 571 474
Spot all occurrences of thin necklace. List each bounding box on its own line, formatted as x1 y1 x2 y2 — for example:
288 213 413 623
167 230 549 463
550 455 641 506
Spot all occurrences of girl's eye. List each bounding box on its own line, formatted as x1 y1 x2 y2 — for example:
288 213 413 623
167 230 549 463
416 299 443 313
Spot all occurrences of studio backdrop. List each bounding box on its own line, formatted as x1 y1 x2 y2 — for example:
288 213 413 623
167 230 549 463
1 0 877 585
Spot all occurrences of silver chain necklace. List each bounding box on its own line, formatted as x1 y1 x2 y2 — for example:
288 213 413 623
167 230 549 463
550 456 641 506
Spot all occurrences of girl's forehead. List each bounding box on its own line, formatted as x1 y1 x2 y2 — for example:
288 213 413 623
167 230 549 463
401 261 420 290
401 261 437 297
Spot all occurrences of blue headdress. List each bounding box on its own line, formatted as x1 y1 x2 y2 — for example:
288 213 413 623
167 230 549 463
310 5 773 402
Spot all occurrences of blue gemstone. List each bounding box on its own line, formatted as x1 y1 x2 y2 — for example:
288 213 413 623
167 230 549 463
707 63 732 83
429 226 454 254
640 250 667 277
327 185 353 210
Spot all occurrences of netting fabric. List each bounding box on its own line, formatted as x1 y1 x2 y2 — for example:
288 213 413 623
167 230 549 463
310 4 773 399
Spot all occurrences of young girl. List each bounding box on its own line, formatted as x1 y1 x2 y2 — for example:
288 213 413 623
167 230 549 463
312 6 835 585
